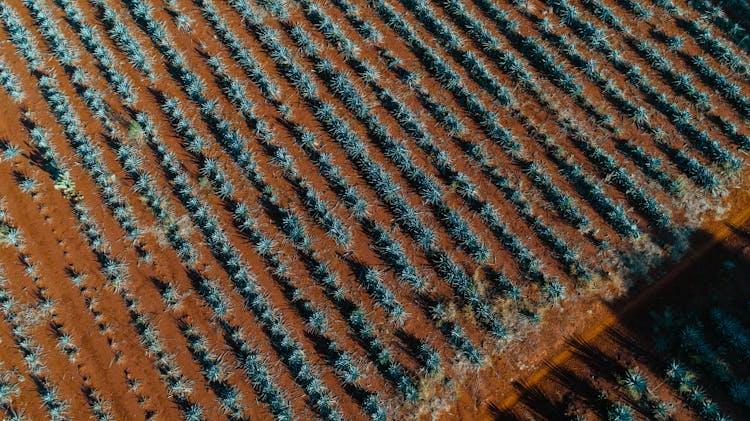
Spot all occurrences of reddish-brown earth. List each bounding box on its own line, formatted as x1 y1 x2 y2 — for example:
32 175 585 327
0 0 746 418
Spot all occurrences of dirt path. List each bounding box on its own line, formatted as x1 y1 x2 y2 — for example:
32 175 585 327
494 187 750 413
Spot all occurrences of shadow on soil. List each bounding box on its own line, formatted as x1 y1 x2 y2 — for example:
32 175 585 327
491 226 750 420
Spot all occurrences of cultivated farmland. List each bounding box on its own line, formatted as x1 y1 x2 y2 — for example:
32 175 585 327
0 0 746 418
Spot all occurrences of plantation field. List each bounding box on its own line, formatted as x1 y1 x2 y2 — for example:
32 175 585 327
0 0 746 418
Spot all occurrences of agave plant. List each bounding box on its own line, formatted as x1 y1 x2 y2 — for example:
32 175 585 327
0 2 43 70
607 402 634 421
0 56 22 101
0 365 20 406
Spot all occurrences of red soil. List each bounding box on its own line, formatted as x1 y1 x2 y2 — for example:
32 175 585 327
0 0 745 418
